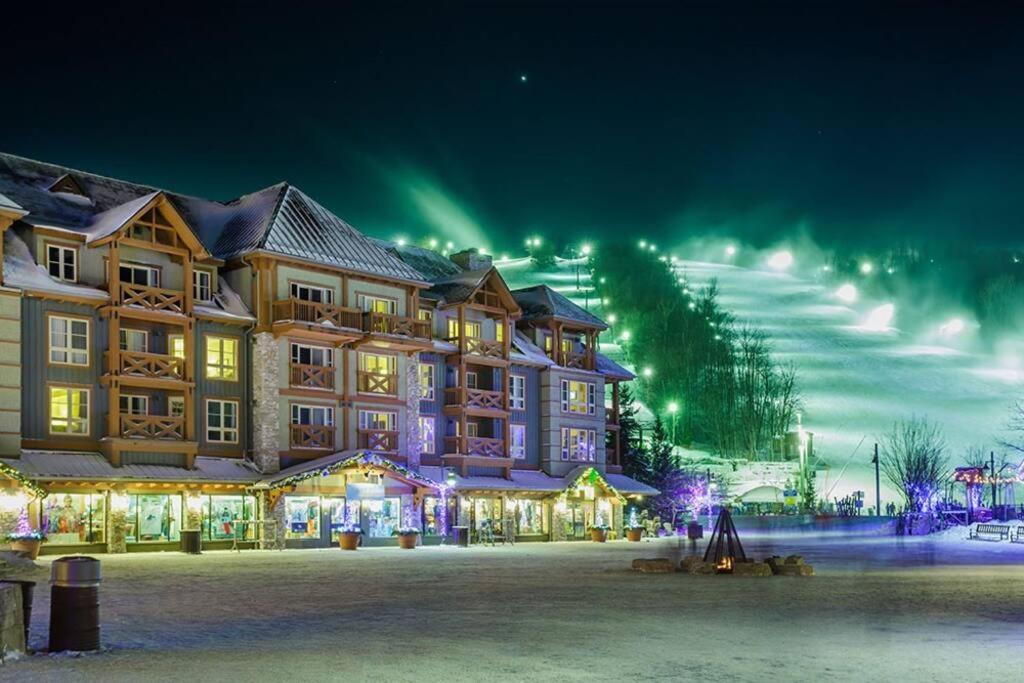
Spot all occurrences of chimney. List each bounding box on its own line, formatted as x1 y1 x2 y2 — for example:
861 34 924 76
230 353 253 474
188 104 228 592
450 248 492 271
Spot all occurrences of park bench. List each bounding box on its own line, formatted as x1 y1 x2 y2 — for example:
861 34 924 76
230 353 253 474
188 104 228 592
968 524 1009 542
1011 526 1024 544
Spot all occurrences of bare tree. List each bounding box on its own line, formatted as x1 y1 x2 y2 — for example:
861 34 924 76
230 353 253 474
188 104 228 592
880 417 949 512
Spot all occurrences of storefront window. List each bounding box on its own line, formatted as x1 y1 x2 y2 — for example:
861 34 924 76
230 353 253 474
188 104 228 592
42 493 106 544
422 495 448 535
326 497 361 541
365 497 401 537
127 494 182 543
472 498 504 536
510 499 545 535
286 496 320 539
202 495 257 541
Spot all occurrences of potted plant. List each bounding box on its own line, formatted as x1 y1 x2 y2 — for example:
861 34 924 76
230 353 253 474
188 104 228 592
626 524 644 542
337 524 362 550
394 526 420 549
7 509 45 559
589 524 610 543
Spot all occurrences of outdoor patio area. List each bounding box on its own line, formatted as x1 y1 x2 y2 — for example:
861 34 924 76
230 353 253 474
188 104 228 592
5 532 1023 682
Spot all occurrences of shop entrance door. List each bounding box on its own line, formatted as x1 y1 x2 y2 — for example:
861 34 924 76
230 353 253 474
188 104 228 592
566 501 596 540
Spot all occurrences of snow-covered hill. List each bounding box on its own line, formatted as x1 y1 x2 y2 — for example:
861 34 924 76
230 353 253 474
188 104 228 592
499 254 1023 497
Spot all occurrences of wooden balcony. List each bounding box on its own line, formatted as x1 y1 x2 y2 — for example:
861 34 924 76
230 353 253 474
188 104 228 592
444 387 504 411
290 424 336 450
121 284 184 315
112 351 186 382
605 434 622 473
444 436 505 458
559 349 591 369
357 371 397 396
121 414 184 440
363 312 431 339
357 429 399 452
290 363 335 390
273 298 362 330
606 407 620 427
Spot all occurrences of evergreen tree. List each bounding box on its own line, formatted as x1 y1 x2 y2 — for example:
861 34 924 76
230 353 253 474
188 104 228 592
618 384 650 482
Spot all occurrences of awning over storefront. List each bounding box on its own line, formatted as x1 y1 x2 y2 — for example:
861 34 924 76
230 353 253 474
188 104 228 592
260 451 442 492
418 465 656 499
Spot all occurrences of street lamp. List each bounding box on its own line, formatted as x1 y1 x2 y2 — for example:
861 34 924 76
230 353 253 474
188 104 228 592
642 366 653 378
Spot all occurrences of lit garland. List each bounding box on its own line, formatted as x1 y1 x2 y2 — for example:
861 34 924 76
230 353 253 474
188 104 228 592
264 451 442 492
0 461 48 499
563 467 625 503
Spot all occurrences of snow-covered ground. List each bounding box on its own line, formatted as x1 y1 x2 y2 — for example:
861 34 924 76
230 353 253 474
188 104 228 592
6 538 1024 682
498 255 1023 498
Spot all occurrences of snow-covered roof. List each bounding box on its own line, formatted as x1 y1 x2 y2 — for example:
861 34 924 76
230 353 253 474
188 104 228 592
0 191 24 214
417 465 656 495
512 284 608 329
511 331 553 367
2 230 109 300
194 277 255 323
596 352 635 380
605 473 659 495
372 238 462 280
81 191 161 242
2 451 259 484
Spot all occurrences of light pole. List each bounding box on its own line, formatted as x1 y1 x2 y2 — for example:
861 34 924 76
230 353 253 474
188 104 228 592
667 402 679 444
872 443 880 516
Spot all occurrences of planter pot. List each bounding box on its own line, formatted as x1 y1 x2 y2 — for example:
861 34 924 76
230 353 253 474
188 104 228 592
590 529 608 543
11 539 42 559
397 533 418 549
626 528 643 542
338 532 360 550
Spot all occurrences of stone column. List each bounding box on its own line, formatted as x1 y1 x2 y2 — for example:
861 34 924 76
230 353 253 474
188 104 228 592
252 332 281 474
261 492 286 550
405 355 422 470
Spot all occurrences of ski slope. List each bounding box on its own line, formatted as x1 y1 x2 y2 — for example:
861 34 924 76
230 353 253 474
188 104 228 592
499 255 1023 496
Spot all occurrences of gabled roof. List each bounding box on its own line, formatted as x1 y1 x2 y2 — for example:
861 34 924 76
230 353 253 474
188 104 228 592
596 352 635 380
373 239 462 280
512 284 608 329
0 191 25 215
429 266 522 314
200 184 428 285
261 450 440 490
511 331 554 367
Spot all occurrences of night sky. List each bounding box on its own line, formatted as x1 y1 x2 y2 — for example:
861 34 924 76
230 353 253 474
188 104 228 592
3 2 1022 250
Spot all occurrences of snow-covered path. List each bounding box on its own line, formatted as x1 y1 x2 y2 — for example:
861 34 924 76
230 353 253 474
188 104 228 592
7 539 1024 682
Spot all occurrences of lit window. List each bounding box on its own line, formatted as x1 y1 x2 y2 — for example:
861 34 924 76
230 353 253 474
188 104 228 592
464 320 482 338
119 395 149 415
510 424 526 459
206 399 239 443
417 308 433 322
205 337 238 380
49 316 89 366
358 352 396 394
119 328 148 353
193 270 212 302
169 397 185 417
496 321 504 343
419 364 435 400
47 244 77 282
419 416 436 454
358 410 395 431
290 282 333 304
466 372 478 389
510 375 526 410
560 379 595 415
357 294 396 314
560 427 596 462
49 387 89 435
169 335 186 359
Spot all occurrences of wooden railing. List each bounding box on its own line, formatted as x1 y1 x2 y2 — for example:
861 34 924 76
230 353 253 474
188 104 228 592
121 414 184 440
445 436 505 458
363 312 430 339
448 337 505 359
559 349 590 369
357 429 399 452
121 284 184 314
357 371 397 395
290 424 336 449
113 351 186 381
290 363 335 390
606 435 621 467
606 407 620 425
273 298 362 329
444 387 504 411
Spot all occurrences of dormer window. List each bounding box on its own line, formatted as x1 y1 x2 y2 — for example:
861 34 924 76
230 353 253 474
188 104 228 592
193 270 212 303
47 174 88 198
47 244 78 282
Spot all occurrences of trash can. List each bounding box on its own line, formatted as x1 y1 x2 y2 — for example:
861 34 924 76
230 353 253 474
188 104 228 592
181 529 202 554
687 521 704 540
451 526 469 547
0 579 35 648
48 556 101 653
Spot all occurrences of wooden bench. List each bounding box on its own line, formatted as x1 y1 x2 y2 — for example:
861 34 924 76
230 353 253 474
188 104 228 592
969 524 1009 542
1011 526 1024 544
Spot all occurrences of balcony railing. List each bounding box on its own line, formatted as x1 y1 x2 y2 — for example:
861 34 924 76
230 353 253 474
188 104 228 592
273 298 362 330
357 429 399 452
447 336 505 359
445 436 505 458
357 371 397 395
559 349 589 369
445 387 504 411
363 312 430 339
121 414 184 440
290 363 335 390
606 436 621 467
606 407 620 425
121 284 185 314
112 351 186 381
290 424 336 450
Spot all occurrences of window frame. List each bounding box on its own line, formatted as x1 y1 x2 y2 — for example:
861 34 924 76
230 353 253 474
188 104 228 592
419 415 436 454
560 427 596 462
119 262 160 287
46 242 78 282
289 281 334 304
291 403 336 427
168 334 186 360
47 314 90 367
119 328 149 353
357 409 395 431
560 379 596 415
48 385 90 436
193 269 213 303
169 396 186 418
205 335 239 381
356 293 397 315
290 342 334 368
510 374 526 410
119 394 149 416
510 424 527 460
419 363 435 400
206 398 240 444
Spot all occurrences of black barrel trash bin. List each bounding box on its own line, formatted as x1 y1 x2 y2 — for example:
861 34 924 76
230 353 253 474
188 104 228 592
48 556 101 653
451 526 469 547
181 529 202 554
